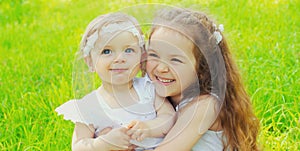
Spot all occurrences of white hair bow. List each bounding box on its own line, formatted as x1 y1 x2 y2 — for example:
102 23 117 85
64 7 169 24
213 24 224 44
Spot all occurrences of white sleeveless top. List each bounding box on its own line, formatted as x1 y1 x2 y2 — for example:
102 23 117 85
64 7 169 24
176 96 225 151
55 77 163 149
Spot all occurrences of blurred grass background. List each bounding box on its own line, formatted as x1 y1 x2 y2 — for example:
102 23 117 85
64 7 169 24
0 0 299 150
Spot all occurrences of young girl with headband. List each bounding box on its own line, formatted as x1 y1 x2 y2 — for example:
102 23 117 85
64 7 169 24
55 13 175 151
146 8 259 150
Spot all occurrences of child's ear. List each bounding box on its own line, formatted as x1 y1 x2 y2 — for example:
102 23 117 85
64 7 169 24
84 56 95 72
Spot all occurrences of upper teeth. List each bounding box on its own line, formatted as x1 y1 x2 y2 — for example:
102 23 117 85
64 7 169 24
158 77 173 83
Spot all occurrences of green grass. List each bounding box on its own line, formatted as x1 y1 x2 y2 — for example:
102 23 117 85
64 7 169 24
0 0 299 150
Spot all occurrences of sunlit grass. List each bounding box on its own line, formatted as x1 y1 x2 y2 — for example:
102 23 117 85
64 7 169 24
0 0 299 150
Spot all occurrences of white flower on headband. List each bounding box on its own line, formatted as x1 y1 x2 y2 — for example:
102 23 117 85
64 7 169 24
83 31 98 57
213 24 224 44
218 24 224 32
100 22 144 47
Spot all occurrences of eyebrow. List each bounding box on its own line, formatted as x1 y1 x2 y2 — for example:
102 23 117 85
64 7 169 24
147 48 156 52
170 54 186 60
126 44 139 48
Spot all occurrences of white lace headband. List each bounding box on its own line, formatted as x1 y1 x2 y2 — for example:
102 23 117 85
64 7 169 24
83 21 145 57
83 31 98 57
213 24 224 44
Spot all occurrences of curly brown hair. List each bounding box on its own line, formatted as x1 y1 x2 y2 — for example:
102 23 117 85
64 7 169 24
150 7 260 151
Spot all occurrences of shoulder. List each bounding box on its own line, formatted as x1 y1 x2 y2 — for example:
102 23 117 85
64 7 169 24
70 90 100 106
81 90 98 101
196 94 219 103
191 95 219 120
181 95 219 113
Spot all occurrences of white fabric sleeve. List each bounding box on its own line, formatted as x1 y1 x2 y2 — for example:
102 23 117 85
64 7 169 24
55 92 118 130
55 99 90 125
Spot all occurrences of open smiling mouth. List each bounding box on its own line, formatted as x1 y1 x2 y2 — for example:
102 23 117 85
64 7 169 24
156 76 175 84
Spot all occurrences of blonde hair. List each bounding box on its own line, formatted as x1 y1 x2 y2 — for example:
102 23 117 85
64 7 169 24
150 8 259 150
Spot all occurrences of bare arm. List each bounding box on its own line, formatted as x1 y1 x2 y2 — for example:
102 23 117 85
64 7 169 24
72 122 106 151
146 94 176 137
152 96 219 151
128 94 176 140
72 122 131 151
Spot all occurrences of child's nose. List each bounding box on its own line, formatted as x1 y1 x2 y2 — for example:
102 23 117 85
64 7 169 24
156 62 169 73
113 53 126 63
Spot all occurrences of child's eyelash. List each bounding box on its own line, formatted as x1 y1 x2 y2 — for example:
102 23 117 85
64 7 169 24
171 58 183 63
125 48 135 53
101 49 112 54
148 53 158 57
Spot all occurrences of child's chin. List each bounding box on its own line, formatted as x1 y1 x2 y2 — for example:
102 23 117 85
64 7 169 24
154 86 169 97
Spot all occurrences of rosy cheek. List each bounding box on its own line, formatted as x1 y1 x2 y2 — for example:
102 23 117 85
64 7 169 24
146 61 156 76
146 60 154 70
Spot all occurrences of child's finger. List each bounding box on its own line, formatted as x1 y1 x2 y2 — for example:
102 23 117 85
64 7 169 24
123 132 131 141
131 122 140 130
130 131 138 140
119 126 130 133
98 127 112 135
127 120 138 129
138 133 146 141
115 135 132 150
126 127 136 136
132 129 143 141
126 124 139 136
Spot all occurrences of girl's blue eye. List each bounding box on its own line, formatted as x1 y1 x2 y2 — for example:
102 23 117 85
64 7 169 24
171 58 183 63
125 48 134 53
101 49 112 54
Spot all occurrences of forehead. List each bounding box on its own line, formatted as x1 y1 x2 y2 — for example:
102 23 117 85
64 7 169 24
149 28 195 57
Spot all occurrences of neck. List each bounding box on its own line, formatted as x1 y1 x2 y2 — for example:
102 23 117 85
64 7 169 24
170 83 200 107
170 95 183 107
100 80 138 108
101 81 134 94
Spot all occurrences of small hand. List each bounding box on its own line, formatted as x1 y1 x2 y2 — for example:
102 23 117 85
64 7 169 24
97 127 132 150
127 120 150 142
